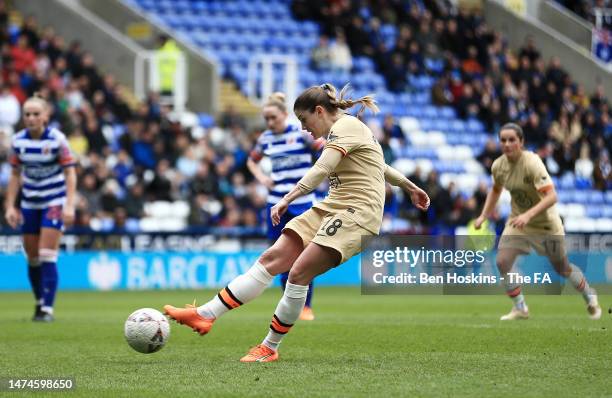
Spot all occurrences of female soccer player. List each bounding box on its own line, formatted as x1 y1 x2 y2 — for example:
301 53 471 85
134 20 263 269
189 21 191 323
4 94 76 322
165 83 430 362
247 92 324 321
474 123 601 320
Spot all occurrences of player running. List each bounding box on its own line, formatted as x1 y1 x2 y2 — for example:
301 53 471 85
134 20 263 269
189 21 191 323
474 123 601 320
247 92 324 321
164 83 430 361
4 94 77 322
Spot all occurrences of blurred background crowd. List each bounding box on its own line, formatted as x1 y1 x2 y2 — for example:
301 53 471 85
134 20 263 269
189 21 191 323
0 0 610 236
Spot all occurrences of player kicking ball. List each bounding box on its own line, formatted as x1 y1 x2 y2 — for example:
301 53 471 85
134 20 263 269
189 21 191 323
164 83 430 362
474 123 601 321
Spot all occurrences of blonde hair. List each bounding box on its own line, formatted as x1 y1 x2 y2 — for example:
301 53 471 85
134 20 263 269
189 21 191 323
24 92 49 111
264 92 287 113
293 83 379 116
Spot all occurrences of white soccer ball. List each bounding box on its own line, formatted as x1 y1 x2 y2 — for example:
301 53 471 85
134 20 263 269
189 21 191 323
124 308 170 354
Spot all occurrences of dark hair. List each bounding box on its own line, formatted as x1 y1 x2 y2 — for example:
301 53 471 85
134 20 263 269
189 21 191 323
293 83 379 116
499 122 524 141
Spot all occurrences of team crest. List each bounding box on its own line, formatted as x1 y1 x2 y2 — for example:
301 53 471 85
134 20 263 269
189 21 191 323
328 173 341 188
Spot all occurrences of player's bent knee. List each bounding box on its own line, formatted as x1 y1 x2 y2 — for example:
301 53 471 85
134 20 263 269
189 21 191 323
287 267 311 286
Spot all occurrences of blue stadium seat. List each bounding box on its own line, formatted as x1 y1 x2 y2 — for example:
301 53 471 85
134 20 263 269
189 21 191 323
572 190 589 204
589 190 604 204
586 207 602 218
557 190 572 203
466 118 484 133
559 174 576 190
198 113 216 128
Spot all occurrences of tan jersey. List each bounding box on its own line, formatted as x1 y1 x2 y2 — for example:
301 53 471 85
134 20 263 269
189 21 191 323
313 115 386 234
491 151 563 231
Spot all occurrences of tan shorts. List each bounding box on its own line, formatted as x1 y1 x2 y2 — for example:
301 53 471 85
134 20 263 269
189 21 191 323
498 223 566 262
283 207 374 264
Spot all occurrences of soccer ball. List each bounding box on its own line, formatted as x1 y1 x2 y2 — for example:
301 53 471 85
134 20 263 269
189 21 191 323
124 308 170 354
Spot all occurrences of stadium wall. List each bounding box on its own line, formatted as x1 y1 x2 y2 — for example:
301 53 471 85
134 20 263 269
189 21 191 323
15 0 145 98
484 0 612 95
78 0 219 114
539 0 592 50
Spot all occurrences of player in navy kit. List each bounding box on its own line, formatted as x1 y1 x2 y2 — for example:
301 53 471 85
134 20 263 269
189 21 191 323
4 94 76 322
247 92 324 320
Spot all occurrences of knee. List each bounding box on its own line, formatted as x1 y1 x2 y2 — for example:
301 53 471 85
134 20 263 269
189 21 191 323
259 246 280 267
288 267 311 285
552 258 570 276
496 257 511 272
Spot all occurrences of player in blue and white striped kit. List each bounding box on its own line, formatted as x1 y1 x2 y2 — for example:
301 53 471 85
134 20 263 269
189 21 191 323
247 92 324 321
4 94 77 322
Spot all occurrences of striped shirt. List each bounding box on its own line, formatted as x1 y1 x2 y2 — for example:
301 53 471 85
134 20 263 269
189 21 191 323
9 127 76 209
250 124 323 208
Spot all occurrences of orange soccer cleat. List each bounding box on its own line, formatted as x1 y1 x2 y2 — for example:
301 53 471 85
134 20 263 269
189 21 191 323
299 306 315 321
163 304 215 335
239 344 279 363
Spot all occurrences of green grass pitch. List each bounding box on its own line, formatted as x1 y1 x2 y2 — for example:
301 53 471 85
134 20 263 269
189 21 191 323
1 288 610 397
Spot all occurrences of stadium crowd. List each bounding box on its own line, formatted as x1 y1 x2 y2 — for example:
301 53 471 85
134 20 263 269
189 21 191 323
0 1 610 235
297 0 611 183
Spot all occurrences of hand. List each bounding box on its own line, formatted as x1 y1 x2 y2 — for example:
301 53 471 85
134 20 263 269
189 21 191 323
261 176 275 190
409 187 430 211
473 215 486 230
62 205 75 227
5 207 21 229
509 213 531 229
270 198 289 226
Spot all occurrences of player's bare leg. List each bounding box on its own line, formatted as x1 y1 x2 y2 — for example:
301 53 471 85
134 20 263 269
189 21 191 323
497 248 529 320
164 230 304 334
241 242 340 362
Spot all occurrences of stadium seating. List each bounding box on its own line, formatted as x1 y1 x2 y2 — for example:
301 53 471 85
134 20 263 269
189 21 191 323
119 0 611 233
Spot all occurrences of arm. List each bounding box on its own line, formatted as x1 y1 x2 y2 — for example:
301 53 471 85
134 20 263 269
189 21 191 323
62 166 77 226
473 185 502 229
4 168 22 229
509 186 557 229
247 157 274 189
270 148 343 225
384 165 430 211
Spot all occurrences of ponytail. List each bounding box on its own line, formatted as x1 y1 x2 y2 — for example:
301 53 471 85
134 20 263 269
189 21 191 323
294 83 379 116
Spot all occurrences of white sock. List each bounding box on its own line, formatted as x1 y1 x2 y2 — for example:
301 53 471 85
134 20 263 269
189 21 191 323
197 261 273 319
567 264 594 302
503 278 527 311
41 306 54 314
262 282 309 350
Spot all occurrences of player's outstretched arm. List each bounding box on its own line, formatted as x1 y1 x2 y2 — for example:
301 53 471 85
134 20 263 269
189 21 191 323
270 148 343 226
383 165 430 211
474 185 502 229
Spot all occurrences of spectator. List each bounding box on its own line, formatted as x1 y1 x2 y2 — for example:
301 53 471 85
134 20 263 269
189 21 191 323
0 84 20 130
329 31 352 73
310 35 332 71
